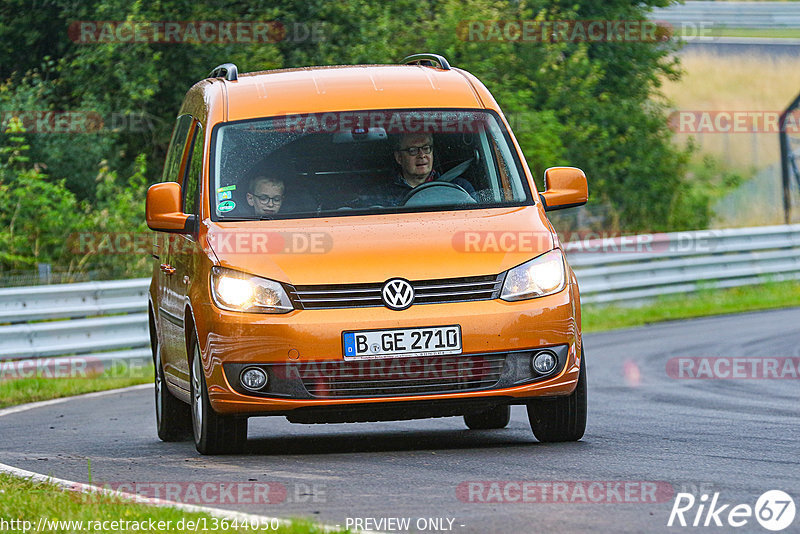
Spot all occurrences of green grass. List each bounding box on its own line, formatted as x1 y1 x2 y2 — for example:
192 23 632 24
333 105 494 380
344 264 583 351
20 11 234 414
678 27 800 39
0 473 344 534
582 279 800 332
0 364 153 409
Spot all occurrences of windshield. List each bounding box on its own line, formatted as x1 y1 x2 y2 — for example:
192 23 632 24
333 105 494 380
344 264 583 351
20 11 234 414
210 109 532 220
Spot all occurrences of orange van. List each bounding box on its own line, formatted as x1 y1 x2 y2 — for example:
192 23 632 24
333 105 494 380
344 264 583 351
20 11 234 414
146 54 588 454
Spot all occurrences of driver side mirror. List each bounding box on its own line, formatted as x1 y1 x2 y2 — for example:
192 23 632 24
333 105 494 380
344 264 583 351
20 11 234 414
539 167 588 212
146 182 195 233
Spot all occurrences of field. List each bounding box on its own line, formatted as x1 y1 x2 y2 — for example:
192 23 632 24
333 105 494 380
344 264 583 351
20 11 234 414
662 50 800 169
659 50 800 225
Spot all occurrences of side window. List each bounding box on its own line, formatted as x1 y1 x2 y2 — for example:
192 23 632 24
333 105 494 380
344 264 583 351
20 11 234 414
162 114 194 182
182 123 203 216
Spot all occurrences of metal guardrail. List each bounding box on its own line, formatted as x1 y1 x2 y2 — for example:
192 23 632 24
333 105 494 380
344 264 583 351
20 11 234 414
0 278 149 323
0 279 152 370
569 225 800 304
1 225 799 366
650 1 800 29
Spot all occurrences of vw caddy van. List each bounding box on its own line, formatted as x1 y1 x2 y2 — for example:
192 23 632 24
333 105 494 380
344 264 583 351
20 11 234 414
146 54 588 454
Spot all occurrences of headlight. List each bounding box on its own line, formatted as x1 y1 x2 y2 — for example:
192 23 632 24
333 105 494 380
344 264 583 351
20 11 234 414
210 267 294 313
500 249 566 301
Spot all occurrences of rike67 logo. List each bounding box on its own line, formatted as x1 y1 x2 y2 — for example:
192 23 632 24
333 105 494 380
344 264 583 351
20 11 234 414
668 490 796 531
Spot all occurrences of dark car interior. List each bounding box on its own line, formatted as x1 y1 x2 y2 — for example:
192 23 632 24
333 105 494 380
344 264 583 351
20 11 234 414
215 129 498 218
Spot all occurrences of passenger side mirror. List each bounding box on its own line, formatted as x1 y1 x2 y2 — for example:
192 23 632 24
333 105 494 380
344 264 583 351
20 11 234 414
539 167 588 212
146 182 195 233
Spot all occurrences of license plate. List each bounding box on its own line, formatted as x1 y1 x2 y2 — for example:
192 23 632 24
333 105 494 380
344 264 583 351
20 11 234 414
342 325 462 360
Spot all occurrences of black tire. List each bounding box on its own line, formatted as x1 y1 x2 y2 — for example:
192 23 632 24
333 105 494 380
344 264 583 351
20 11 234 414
526 350 587 442
190 335 247 455
154 341 192 441
463 405 511 430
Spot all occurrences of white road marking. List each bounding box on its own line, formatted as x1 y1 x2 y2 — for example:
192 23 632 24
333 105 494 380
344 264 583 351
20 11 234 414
0 386 381 533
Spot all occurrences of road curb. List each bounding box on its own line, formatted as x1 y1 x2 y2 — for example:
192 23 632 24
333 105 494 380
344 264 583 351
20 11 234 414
0 386 377 533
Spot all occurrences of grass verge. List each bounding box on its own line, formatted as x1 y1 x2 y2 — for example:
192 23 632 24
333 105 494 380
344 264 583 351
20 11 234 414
679 27 800 39
582 279 800 332
0 365 153 409
0 473 342 534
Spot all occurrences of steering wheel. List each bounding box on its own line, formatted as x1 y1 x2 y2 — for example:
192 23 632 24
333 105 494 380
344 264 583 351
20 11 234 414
401 181 476 206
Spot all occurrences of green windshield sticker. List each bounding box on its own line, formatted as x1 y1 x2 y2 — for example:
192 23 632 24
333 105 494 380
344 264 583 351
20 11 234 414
217 185 236 192
218 200 236 212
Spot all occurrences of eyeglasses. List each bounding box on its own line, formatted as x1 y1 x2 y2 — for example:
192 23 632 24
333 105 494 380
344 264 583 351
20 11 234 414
251 194 282 204
398 144 432 156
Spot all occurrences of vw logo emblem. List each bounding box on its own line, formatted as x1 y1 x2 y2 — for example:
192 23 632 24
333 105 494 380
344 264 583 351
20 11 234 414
381 278 414 310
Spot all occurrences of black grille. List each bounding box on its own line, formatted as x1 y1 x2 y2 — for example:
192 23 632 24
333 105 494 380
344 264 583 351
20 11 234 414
297 354 506 398
289 274 503 310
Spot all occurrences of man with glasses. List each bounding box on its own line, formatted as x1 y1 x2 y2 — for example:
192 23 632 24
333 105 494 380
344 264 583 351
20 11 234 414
383 133 476 205
246 175 284 216
394 133 437 188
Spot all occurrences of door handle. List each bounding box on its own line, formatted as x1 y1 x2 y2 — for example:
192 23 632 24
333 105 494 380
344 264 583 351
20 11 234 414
160 263 176 275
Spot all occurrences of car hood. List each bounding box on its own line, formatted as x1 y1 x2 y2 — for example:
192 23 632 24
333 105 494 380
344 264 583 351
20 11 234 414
204 207 555 285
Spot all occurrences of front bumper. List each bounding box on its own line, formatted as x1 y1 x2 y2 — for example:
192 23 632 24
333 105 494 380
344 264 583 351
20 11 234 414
193 284 581 416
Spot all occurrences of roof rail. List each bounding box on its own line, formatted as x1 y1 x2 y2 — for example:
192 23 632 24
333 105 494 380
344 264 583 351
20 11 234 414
402 53 451 71
208 63 238 81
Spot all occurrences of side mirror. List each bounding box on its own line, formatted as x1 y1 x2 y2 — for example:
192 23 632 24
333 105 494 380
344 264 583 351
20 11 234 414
539 167 588 212
146 182 194 233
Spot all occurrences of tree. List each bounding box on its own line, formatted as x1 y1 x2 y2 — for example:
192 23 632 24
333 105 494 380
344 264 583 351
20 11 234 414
0 117 84 272
1 0 704 278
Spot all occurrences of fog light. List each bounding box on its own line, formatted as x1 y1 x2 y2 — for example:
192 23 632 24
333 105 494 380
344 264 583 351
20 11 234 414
532 351 557 375
240 367 268 391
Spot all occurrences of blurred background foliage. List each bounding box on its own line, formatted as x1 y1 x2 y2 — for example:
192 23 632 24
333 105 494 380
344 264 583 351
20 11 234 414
1 0 711 280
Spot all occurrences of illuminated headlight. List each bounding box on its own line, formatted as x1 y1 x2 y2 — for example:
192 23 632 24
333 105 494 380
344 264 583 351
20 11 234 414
500 249 566 301
211 267 293 313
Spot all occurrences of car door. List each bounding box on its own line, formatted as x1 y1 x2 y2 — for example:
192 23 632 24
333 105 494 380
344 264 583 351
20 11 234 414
164 121 203 391
156 115 194 391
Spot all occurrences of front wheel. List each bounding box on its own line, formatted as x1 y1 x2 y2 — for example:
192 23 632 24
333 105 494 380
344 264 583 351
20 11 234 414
526 349 587 442
154 342 192 441
190 335 247 455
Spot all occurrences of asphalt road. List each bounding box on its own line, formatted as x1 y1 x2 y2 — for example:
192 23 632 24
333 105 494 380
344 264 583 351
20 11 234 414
1 308 799 533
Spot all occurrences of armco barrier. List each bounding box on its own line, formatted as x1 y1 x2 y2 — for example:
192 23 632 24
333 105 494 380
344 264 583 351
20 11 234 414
0 279 152 369
650 1 800 30
1 225 799 365
568 225 800 304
